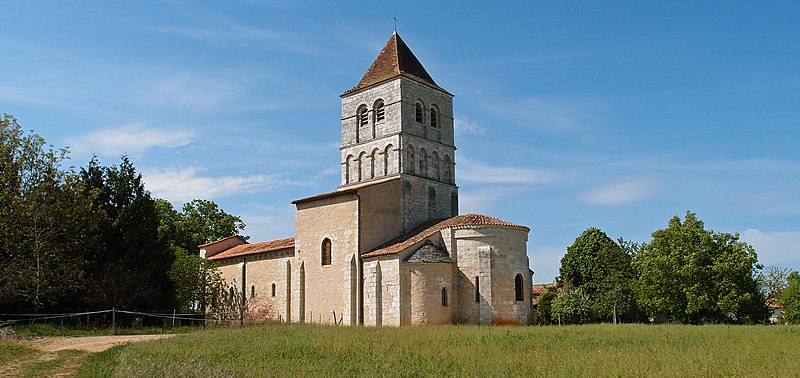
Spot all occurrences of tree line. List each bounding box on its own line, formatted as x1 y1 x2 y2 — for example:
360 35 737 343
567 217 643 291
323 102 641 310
1 114 243 316
532 211 800 324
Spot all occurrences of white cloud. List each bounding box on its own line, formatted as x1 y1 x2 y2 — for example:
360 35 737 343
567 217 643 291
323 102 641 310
458 158 555 185
740 229 800 269
580 178 658 206
454 117 487 135
142 166 289 202
65 123 195 157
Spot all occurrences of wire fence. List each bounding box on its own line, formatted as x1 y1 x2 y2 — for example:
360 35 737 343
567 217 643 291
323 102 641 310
0 309 242 330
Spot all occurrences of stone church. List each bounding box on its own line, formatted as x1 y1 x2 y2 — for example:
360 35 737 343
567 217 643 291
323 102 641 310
200 32 533 326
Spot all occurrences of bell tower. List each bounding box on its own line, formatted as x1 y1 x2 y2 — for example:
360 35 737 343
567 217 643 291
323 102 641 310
339 32 458 231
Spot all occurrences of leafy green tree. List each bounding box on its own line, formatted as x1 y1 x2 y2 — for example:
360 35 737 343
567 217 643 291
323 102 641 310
633 211 766 323
155 198 245 313
551 287 599 324
782 272 800 324
559 228 636 322
0 114 98 311
531 287 557 325
175 199 246 254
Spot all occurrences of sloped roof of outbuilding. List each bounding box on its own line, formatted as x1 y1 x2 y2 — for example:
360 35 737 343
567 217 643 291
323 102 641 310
404 240 452 263
362 213 529 258
208 237 295 261
342 32 450 96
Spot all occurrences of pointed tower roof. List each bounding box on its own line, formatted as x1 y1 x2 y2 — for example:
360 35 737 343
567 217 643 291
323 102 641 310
342 32 449 96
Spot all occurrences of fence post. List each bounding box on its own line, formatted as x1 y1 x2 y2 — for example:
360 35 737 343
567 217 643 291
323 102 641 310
173 309 176 327
112 308 116 335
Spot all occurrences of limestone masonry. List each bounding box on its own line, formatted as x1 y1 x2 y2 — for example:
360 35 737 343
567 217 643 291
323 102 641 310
201 32 533 325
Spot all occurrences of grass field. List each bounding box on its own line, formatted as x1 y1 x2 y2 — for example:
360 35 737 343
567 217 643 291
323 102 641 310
68 324 800 377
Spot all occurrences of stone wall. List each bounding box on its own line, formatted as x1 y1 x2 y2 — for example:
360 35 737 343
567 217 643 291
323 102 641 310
293 194 359 325
213 251 293 323
407 263 453 325
449 226 531 325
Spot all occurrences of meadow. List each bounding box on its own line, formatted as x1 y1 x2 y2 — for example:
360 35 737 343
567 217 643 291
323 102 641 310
66 324 800 377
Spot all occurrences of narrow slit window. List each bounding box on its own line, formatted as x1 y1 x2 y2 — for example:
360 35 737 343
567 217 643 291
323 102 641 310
441 288 448 307
251 285 256 299
475 276 480 303
430 108 438 128
415 103 423 123
271 283 276 297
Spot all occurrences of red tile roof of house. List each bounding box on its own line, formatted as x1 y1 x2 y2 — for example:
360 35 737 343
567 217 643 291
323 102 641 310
342 32 450 96
362 214 529 258
208 237 295 261
532 283 556 295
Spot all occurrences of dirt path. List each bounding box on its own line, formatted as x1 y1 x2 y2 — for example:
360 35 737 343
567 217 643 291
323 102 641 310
1 334 178 377
25 334 177 353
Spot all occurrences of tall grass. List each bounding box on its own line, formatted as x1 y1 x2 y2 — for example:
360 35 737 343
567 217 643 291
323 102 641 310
77 324 800 377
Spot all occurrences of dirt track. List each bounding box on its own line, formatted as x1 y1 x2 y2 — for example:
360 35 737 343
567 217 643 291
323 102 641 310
0 334 178 377
25 334 177 353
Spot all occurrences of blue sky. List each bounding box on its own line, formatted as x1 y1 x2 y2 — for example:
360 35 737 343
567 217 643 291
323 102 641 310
2 1 799 283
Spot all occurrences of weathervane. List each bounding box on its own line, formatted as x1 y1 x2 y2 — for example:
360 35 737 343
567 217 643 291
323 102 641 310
393 17 398 32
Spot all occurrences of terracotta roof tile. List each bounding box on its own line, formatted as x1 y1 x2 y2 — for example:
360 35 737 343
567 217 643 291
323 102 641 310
342 32 449 96
208 237 295 261
362 214 529 258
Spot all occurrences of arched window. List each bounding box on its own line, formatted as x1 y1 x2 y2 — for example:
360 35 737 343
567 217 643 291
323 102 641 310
357 105 369 128
373 99 385 123
271 283 276 297
251 285 256 299
515 274 524 302
430 107 438 128
406 145 415 174
415 102 424 123
441 288 448 307
321 238 332 266
229 287 235 302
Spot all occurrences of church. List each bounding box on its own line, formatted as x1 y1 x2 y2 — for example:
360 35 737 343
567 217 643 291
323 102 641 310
200 32 533 326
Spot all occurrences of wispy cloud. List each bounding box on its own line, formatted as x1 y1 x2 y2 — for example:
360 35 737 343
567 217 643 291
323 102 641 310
149 16 316 54
740 229 800 268
458 157 556 185
142 166 291 202
458 187 525 214
138 73 239 109
454 117 488 135
65 123 195 157
580 178 659 206
478 97 607 133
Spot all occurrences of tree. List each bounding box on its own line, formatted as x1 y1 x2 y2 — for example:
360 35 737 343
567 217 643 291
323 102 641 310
0 114 96 311
783 272 800 324
80 156 175 310
155 198 246 313
531 287 557 325
758 266 793 309
633 211 766 323
558 228 636 322
175 199 246 254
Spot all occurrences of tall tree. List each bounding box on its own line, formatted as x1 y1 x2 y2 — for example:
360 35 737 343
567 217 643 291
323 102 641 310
80 156 175 310
633 211 766 323
0 114 95 311
175 199 246 254
559 227 636 322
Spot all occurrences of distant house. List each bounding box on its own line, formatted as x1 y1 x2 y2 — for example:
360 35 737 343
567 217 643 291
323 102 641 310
531 283 557 306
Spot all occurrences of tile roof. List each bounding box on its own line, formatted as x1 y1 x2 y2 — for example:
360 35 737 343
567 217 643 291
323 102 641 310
362 213 529 258
292 177 399 205
197 235 247 248
405 240 452 263
532 283 556 295
208 237 295 261
342 32 449 96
